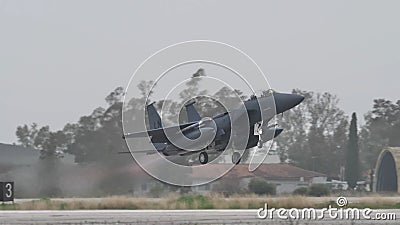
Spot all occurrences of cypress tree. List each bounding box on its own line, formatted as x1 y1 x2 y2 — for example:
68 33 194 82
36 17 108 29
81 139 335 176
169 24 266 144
345 112 360 189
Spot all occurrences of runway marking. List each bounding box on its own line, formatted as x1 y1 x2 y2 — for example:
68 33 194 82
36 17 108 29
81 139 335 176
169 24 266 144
0 209 257 213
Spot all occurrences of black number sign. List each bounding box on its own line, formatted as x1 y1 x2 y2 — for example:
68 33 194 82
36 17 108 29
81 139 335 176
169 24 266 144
0 182 14 202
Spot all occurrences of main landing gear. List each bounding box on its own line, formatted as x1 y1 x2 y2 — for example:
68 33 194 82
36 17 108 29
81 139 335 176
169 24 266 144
232 152 241 165
199 151 241 165
199 151 208 164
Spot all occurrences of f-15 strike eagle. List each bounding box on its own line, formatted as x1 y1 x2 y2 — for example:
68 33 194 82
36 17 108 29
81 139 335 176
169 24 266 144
123 91 304 165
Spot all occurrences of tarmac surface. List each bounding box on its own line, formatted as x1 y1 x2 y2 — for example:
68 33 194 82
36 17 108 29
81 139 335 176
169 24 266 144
0 209 399 224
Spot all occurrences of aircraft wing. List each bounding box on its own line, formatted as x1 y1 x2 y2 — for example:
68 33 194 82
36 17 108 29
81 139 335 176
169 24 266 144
119 149 159 155
123 121 197 143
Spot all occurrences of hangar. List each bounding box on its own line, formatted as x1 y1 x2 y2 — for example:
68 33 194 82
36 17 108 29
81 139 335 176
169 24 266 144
374 147 400 192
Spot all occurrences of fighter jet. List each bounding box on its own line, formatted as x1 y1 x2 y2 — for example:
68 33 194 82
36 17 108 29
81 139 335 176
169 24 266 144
123 91 304 165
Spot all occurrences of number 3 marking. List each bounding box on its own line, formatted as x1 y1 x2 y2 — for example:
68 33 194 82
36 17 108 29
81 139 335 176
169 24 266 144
5 183 12 198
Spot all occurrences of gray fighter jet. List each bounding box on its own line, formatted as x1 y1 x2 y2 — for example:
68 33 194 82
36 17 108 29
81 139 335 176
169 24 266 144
123 92 304 165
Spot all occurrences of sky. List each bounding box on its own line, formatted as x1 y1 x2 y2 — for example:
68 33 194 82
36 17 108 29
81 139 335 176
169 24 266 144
1 0 399 144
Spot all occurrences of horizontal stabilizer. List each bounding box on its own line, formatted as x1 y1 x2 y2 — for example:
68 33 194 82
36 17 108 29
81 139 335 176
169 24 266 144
123 121 197 143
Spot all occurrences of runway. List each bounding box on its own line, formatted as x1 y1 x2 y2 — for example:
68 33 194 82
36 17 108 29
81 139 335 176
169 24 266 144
0 209 399 224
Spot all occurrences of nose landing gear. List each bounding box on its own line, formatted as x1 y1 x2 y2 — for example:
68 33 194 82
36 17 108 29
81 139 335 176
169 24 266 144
254 122 264 149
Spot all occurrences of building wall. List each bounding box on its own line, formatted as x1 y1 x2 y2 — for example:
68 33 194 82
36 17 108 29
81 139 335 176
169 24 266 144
132 181 162 196
274 180 307 194
191 183 213 194
311 176 328 184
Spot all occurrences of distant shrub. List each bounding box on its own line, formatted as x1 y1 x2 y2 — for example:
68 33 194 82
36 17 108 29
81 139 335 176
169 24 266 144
248 178 276 195
308 184 330 197
177 195 213 209
293 187 309 195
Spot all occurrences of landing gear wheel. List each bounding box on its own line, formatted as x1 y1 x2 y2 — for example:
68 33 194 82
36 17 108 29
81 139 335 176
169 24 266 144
257 140 263 148
232 152 241 165
199 152 208 164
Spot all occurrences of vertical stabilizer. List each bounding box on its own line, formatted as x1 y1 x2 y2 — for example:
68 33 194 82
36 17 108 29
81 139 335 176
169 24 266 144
185 100 201 122
147 102 162 129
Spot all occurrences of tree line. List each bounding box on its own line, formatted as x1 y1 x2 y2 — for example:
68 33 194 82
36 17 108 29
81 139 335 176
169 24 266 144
15 76 400 190
275 90 400 186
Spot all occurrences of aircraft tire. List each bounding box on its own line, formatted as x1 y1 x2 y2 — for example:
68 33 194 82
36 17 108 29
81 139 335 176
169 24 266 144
232 152 241 165
199 152 208 164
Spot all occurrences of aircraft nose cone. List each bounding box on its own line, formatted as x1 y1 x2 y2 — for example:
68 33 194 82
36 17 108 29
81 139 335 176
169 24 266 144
274 128 284 138
273 93 304 114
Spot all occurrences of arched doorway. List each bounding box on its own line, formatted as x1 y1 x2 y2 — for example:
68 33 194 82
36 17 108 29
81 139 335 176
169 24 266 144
375 148 400 192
